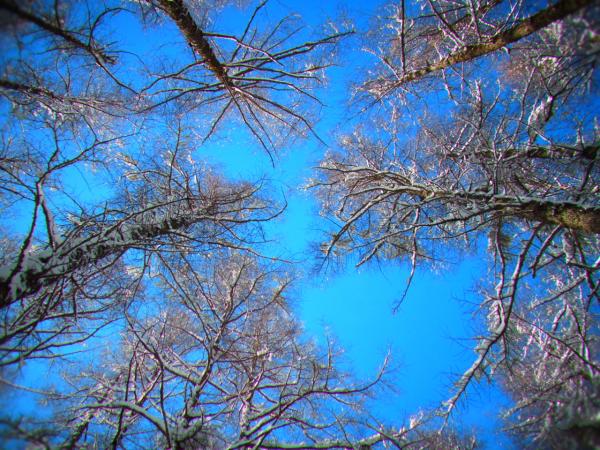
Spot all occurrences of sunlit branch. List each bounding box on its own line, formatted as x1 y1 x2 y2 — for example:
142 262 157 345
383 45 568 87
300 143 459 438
367 0 593 100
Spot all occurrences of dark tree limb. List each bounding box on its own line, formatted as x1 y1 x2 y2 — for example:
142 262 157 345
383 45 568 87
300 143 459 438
0 186 276 308
156 0 234 90
0 0 116 64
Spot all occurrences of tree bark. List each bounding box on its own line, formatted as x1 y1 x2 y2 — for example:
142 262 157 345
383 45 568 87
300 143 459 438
390 0 593 87
157 0 234 90
352 169 600 234
446 144 599 160
445 189 600 233
519 199 600 234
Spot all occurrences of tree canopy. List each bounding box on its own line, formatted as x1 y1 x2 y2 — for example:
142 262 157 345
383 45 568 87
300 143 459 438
0 0 598 448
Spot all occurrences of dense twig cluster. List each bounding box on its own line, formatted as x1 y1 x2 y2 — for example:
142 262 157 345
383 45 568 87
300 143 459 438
1 0 598 448
316 0 599 447
0 1 404 448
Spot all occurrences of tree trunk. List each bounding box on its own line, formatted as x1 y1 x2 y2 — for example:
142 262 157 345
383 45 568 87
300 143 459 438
0 200 245 308
157 0 233 89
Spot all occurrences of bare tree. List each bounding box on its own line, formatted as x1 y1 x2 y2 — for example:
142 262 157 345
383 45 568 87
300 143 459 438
136 0 350 160
0 119 282 369
0 0 346 368
2 252 433 449
499 287 600 449
0 2 440 449
0 0 348 157
315 0 599 445
359 0 596 103
3 0 598 447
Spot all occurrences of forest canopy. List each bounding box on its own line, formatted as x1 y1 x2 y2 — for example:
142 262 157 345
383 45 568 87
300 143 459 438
0 0 598 449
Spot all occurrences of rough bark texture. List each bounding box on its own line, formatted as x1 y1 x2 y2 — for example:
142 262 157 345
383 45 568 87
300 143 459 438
454 191 600 233
522 200 600 234
157 0 234 89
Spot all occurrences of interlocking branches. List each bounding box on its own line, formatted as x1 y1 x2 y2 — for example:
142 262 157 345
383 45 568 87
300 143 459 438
0 0 118 65
0 115 282 368
361 0 596 102
315 1 599 442
9 253 395 448
144 0 351 159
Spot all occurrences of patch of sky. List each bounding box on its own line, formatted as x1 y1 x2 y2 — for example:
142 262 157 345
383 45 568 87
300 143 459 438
297 253 516 447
